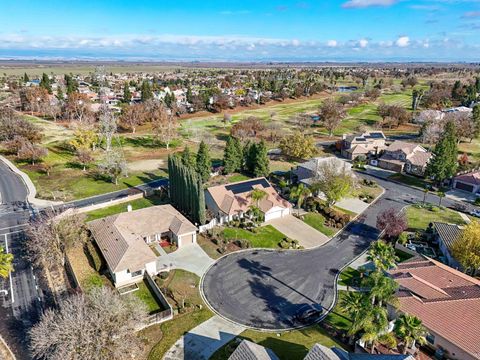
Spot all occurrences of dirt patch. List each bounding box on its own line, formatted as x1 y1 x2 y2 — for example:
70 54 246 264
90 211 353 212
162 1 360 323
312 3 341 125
127 159 165 172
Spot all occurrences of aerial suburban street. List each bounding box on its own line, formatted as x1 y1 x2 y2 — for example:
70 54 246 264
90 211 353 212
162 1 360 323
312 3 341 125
202 175 466 330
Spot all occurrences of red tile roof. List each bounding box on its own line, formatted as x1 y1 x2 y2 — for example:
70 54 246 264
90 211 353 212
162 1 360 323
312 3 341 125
389 257 480 359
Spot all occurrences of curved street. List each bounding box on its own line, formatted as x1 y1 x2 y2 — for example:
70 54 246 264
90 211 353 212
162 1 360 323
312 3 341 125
201 176 462 330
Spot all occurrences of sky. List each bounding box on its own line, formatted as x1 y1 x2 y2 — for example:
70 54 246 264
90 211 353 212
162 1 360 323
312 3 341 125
0 0 480 62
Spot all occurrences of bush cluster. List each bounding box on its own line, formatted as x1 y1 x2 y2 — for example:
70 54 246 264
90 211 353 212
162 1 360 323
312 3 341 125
304 197 350 228
279 237 302 249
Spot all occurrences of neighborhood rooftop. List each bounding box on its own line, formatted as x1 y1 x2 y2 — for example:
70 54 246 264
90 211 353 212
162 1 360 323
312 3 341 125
389 257 480 360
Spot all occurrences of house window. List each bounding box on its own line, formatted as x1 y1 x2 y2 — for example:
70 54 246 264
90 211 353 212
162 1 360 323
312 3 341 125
426 333 435 344
130 270 143 277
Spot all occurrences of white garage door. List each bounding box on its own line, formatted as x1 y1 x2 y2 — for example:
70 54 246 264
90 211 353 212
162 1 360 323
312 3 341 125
265 209 284 222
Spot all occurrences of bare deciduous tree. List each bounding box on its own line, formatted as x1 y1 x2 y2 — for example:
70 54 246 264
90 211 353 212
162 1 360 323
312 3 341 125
29 286 148 360
319 98 345 136
98 105 117 152
119 103 147 134
97 149 127 185
150 101 177 149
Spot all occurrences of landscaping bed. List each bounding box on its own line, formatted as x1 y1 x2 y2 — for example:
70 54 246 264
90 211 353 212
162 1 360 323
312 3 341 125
222 225 288 249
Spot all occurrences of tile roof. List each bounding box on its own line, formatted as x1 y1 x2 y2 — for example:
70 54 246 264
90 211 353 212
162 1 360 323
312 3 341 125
206 177 291 216
304 344 414 360
433 222 462 251
228 340 279 360
389 257 480 359
454 171 480 186
406 151 432 167
385 141 420 155
88 205 197 273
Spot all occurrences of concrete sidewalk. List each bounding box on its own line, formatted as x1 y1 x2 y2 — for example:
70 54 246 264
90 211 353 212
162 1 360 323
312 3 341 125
163 315 245 360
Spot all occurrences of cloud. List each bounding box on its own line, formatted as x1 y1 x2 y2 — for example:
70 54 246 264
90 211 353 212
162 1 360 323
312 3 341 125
462 11 480 18
396 36 410 47
342 0 397 9
219 10 251 15
327 40 338 47
359 39 369 48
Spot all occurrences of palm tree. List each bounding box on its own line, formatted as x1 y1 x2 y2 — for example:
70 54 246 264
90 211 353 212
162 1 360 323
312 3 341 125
437 191 445 207
0 246 14 279
359 306 391 354
362 271 398 306
367 240 398 272
394 314 427 354
250 188 268 208
289 184 311 215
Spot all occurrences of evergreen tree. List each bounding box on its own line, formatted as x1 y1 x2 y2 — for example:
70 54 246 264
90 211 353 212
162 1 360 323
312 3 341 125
65 74 78 94
476 77 480 93
140 80 153 102
197 178 206 225
56 87 64 101
123 82 132 103
253 140 270 177
244 141 256 174
23 72 29 83
181 146 195 168
473 104 480 140
186 86 193 103
426 121 458 185
196 141 211 183
223 136 242 174
39 73 52 94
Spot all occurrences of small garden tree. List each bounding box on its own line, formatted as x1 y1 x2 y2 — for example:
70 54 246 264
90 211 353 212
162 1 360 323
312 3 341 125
376 208 407 240
451 221 480 275
0 246 13 279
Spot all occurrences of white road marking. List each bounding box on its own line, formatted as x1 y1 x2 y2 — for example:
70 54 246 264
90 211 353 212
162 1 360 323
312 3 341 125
4 234 14 304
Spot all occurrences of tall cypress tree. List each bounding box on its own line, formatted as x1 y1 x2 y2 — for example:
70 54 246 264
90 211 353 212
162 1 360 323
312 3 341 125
23 72 29 83
123 82 132 103
141 80 153 102
196 141 211 183
473 104 480 140
253 140 270 177
181 146 195 168
426 121 458 185
197 179 206 225
245 142 257 174
39 73 52 94
223 136 241 174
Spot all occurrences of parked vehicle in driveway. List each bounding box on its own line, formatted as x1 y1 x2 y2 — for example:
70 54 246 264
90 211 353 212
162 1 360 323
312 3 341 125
293 304 323 323
470 209 480 218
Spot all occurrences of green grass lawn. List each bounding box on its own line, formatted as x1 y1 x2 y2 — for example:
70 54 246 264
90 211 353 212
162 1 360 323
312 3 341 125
388 173 429 189
323 291 353 332
302 212 336 237
134 280 164 314
228 173 251 183
338 267 361 287
210 326 346 360
406 205 467 231
86 195 168 221
222 225 287 248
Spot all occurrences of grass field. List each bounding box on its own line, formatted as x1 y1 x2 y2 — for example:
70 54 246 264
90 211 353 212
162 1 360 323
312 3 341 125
134 280 164 314
338 267 361 287
405 205 467 231
222 225 287 248
86 195 167 221
302 212 336 237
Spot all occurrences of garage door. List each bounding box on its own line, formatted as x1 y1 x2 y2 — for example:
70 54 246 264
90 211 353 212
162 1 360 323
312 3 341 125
265 210 283 222
455 182 474 192
178 234 195 247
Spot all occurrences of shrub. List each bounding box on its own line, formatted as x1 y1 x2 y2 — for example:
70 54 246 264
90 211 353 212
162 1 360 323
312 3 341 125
235 239 251 249
398 232 409 245
159 271 169 280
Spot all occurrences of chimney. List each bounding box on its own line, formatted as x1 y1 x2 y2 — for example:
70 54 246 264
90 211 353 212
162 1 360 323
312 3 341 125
127 204 132 212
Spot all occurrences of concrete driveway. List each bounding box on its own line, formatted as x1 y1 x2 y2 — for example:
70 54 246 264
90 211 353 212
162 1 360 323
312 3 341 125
156 243 214 277
267 215 329 248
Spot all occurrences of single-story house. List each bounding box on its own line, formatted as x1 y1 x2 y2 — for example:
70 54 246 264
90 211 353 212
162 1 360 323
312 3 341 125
293 156 353 187
205 177 291 224
378 141 432 177
341 131 387 160
452 170 480 194
389 257 480 360
88 205 197 287
432 222 463 270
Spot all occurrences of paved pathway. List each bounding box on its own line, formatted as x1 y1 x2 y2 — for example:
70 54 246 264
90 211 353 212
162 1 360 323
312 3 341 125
156 243 214 277
267 215 329 248
458 211 471 224
336 197 369 214
163 315 245 360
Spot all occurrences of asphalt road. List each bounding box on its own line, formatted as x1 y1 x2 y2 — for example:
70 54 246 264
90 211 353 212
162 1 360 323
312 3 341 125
201 175 465 330
0 161 39 360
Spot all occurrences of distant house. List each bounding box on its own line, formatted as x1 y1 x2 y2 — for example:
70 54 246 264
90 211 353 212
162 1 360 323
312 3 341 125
293 156 353 187
389 257 480 360
432 222 463 270
88 205 197 287
205 177 291 224
228 340 279 360
378 141 432 176
341 131 387 160
452 170 480 194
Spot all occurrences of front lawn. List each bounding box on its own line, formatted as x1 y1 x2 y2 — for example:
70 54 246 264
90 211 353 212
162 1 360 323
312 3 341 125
86 195 168 221
323 291 353 332
338 267 361 287
406 205 467 231
302 212 336 237
133 280 164 314
210 326 346 360
222 225 287 248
